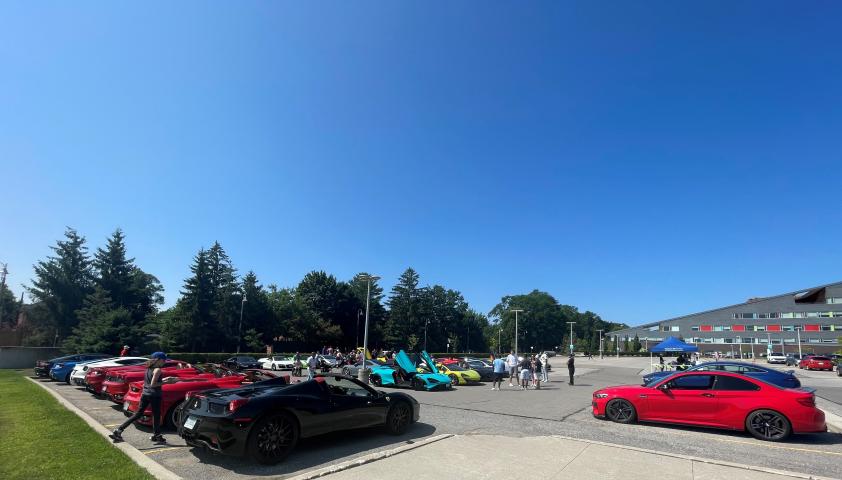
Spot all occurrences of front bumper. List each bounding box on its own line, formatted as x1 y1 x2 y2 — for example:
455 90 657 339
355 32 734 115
34 366 51 377
591 398 608 418
424 382 452 391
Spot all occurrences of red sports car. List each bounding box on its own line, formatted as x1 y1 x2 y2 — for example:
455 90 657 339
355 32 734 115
799 356 834 371
102 362 198 402
123 367 282 428
592 371 825 441
86 360 194 395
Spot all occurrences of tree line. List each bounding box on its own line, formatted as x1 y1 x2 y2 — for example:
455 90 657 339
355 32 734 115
7 228 627 354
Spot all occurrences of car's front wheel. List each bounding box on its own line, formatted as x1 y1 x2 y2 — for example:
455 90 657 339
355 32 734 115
385 401 412 435
370 375 382 387
605 399 637 424
746 409 791 441
271 364 277 371
342 368 350 376
412 378 424 391
248 412 299 464
449 374 459 386
166 401 184 429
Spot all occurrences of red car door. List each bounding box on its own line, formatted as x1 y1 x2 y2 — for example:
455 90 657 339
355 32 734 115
710 373 762 429
646 374 719 425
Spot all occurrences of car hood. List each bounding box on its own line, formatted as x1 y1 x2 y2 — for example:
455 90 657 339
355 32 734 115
418 373 451 383
596 385 653 395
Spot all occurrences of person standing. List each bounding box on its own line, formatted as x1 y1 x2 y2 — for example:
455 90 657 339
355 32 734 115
567 354 575 385
120 345 130 357
491 354 506 391
506 350 518 387
110 352 176 444
519 356 532 390
307 352 318 380
533 356 543 390
539 352 549 382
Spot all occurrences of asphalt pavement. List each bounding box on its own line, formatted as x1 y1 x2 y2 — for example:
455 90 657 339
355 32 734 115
24 357 842 480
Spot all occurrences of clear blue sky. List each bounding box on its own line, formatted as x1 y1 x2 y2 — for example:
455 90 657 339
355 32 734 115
1 2 840 327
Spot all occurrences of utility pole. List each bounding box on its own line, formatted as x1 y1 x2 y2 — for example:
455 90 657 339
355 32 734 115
358 274 380 383
0 263 7 326
510 309 523 358
356 309 363 348
424 318 429 351
795 327 803 358
236 293 247 353
567 321 576 355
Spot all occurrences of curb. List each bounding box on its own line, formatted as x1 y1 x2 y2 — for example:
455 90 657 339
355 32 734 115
816 398 842 433
284 434 455 480
26 376 182 480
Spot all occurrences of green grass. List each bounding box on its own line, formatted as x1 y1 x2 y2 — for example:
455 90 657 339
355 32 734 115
0 370 154 480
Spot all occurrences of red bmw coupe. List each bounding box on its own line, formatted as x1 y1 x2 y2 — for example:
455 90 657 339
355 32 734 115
592 371 825 441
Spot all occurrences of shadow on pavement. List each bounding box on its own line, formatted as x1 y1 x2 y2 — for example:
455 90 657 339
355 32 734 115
633 420 842 446
182 421 438 476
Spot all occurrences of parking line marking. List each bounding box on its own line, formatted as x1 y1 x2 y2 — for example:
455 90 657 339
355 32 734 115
142 446 188 455
103 423 122 428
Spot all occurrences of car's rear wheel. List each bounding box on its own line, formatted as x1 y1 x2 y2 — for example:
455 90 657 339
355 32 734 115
166 401 184 429
412 378 424 391
449 374 459 386
605 399 637 424
248 412 299 464
746 409 791 441
385 401 412 435
342 368 350 377
370 375 382 387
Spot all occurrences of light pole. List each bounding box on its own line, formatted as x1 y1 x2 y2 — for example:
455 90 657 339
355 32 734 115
0 263 7 327
795 327 803 358
424 318 429 351
616 335 620 358
356 309 362 348
566 322 575 355
597 329 604 359
358 274 380 383
236 293 247 353
498 328 502 354
510 309 523 358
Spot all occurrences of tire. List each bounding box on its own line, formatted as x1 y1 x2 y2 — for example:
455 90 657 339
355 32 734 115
449 374 459 386
385 401 412 435
412 378 424 391
271 364 278 371
605 399 637 424
342 368 350 377
370 375 382 387
166 401 184 429
65 373 72 385
247 412 299 465
745 409 791 441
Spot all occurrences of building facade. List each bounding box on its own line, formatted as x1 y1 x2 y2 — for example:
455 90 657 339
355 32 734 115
610 281 842 356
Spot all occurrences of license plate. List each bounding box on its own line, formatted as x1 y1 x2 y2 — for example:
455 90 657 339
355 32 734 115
183 415 198 430
124 401 130 411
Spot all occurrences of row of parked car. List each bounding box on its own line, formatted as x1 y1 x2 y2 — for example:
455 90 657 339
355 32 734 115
766 352 841 373
33 350 440 464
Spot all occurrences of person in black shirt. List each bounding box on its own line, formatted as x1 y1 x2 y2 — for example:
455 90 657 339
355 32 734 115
567 354 575 385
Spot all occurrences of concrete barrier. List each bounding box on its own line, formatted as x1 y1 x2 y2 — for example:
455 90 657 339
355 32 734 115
0 346 63 369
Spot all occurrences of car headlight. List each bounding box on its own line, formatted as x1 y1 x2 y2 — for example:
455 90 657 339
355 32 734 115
594 393 608 398
54 364 63 369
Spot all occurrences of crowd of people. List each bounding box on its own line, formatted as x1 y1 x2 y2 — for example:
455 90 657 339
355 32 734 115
489 350 577 390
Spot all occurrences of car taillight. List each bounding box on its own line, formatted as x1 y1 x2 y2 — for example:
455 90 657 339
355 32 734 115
797 396 815 407
228 398 249 413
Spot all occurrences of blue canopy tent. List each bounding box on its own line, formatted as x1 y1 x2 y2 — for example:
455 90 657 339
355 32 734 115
649 337 698 372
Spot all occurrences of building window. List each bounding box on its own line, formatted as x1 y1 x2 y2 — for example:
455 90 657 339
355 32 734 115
714 326 724 332
740 313 757 319
704 338 713 343
807 312 820 318
724 338 734 343
670 326 680 332
754 325 766 332
821 325 833 331
822 339 837 343
819 311 835 318
714 338 725 344
828 297 842 304
769 312 780 318
731 313 739 319
782 325 794 332
691 326 700 331
742 337 755 344
808 338 821 343
781 313 794 319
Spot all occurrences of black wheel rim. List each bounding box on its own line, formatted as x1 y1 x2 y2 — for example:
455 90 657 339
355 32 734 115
450 375 458 385
257 416 294 458
607 401 633 422
749 412 787 440
391 404 409 431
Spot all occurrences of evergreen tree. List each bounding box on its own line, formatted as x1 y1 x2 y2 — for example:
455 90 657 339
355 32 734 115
62 286 131 354
207 242 240 349
29 228 93 340
385 268 421 346
172 249 214 351
632 334 642 352
0 284 20 327
239 271 273 351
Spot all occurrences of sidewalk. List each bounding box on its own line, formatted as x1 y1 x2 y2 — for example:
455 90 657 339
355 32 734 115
295 434 837 480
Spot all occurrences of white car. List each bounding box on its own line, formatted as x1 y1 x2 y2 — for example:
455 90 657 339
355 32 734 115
69 356 148 386
766 353 787 364
261 356 297 370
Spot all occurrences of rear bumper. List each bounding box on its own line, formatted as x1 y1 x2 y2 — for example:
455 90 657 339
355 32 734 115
792 409 826 434
34 367 50 377
179 414 249 457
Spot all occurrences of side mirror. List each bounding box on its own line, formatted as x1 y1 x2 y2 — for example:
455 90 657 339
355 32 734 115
658 383 671 390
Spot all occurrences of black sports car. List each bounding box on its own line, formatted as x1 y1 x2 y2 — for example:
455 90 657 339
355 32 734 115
460 359 495 381
177 373 420 464
221 356 261 370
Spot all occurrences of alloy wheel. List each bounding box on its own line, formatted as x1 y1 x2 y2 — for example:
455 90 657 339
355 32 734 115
388 403 410 434
747 410 790 441
606 399 635 423
257 416 295 459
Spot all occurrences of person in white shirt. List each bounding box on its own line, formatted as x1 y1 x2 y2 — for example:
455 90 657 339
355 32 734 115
539 353 549 382
505 350 518 387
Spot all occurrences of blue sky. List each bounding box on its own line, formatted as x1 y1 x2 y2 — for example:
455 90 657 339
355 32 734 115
1 2 840 327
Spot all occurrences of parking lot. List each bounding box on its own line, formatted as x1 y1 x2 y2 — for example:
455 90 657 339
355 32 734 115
29 357 842 479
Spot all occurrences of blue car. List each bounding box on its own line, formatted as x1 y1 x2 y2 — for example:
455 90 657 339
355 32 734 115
49 354 111 383
642 361 800 389
370 350 452 391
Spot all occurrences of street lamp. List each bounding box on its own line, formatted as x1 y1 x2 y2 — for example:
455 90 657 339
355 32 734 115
356 309 363 348
498 328 502 354
795 326 803 358
566 322 576 355
597 329 604 359
358 274 380 383
236 293 248 353
424 318 429 351
510 309 523 358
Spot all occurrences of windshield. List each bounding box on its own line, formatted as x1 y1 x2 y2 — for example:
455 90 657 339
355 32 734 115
238 356 256 362
446 364 466 371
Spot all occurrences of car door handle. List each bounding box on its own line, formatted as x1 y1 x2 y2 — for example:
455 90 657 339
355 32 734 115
638 394 647 398
701 393 714 398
